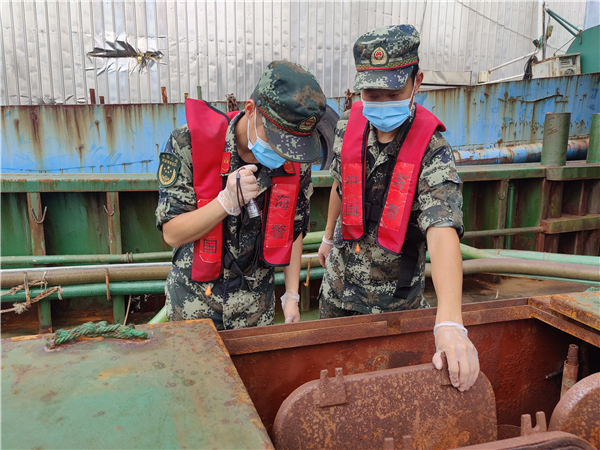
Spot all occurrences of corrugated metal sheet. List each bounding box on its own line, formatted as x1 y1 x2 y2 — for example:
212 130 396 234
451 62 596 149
2 74 597 174
1 0 589 106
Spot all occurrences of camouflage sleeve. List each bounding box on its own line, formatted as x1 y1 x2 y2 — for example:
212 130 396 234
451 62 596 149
294 163 313 240
155 125 197 231
416 131 464 235
329 109 351 186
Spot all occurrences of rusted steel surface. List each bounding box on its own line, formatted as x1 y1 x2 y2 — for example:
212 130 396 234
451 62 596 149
221 299 531 355
273 361 497 450
223 297 598 436
540 214 600 234
449 431 597 450
1 319 273 450
549 373 600 449
26 191 51 334
550 292 600 331
225 321 388 355
528 296 600 348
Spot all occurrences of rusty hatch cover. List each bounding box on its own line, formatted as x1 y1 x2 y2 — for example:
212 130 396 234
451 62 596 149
549 373 600 449
273 359 497 450
549 292 600 331
1 320 273 450
450 431 597 450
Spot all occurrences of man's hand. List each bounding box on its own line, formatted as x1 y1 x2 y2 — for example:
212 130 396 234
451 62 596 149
432 322 479 391
217 165 258 215
281 290 301 324
318 237 333 267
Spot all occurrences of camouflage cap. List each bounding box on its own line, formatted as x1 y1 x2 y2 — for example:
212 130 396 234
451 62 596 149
353 25 420 91
251 61 327 163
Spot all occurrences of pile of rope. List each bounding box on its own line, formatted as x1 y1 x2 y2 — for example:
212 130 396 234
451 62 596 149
47 321 148 349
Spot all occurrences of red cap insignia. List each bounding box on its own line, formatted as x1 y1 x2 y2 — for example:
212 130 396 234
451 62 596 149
220 153 231 173
283 161 295 174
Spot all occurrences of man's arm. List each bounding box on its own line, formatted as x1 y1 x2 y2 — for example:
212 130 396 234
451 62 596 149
318 180 342 266
162 165 258 248
281 234 304 323
162 200 228 248
427 226 479 391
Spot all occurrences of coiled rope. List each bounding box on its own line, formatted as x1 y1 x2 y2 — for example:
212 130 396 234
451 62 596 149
47 321 148 349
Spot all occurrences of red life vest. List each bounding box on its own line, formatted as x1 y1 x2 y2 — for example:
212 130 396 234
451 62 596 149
185 99 301 282
341 102 445 255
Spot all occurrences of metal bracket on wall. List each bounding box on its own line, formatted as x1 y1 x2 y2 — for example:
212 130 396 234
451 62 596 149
103 204 115 216
31 206 47 224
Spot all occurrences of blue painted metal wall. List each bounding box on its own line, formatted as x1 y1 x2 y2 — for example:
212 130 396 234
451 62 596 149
2 74 598 174
417 74 598 152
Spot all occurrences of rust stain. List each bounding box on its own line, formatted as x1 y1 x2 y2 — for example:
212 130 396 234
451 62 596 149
96 365 138 380
40 391 57 402
13 119 20 144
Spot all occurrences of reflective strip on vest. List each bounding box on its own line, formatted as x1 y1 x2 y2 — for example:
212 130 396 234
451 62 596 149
340 102 445 255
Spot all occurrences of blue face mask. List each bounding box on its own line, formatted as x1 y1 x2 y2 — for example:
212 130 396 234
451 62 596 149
247 111 286 169
361 82 417 132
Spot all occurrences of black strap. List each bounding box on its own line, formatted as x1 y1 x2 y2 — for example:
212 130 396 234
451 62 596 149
393 212 425 299
223 251 251 292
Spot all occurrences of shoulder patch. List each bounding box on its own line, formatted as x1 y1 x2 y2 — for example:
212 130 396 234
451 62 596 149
158 152 182 187
221 152 231 174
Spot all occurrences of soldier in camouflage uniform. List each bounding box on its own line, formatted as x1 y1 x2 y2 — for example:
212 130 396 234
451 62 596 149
318 26 480 391
156 61 326 330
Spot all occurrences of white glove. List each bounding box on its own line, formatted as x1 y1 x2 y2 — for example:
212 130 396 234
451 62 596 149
281 290 300 324
432 321 480 392
318 236 333 267
217 165 258 215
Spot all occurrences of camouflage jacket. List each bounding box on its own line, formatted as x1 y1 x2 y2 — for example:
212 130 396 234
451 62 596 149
320 105 463 315
155 112 313 329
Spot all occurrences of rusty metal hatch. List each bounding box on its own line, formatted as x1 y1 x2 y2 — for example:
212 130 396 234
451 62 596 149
549 373 600 449
1 320 274 450
273 360 497 450
450 431 597 450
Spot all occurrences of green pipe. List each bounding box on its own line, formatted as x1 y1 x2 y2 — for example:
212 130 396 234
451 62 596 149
1 252 172 267
463 226 544 238
546 8 581 37
303 231 325 245
148 306 168 324
460 259 599 281
1 280 166 303
505 182 515 249
303 243 321 252
1 232 325 267
477 249 599 266
147 267 326 324
495 273 599 287
588 113 600 164
541 112 570 166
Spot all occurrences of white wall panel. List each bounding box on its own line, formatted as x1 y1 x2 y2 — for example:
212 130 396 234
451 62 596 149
1 0 591 106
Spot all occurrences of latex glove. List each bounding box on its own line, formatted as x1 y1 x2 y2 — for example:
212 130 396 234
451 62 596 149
217 165 258 215
318 236 333 267
281 290 300 324
432 321 480 392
